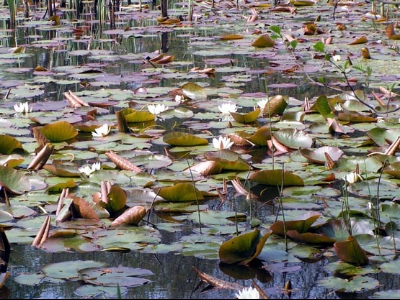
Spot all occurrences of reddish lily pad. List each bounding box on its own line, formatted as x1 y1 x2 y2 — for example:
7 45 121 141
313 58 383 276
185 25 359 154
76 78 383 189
270 212 321 235
334 235 369 266
286 230 336 245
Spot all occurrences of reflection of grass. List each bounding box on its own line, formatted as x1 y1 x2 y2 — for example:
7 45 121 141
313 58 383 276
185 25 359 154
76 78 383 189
7 0 16 29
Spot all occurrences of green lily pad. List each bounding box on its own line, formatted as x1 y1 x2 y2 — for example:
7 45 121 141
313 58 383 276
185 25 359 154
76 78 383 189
42 260 107 280
249 169 304 186
78 266 153 287
230 108 260 124
219 228 272 265
273 128 313 149
38 120 78 142
156 182 204 202
163 132 208 146
0 165 31 194
318 275 379 293
0 135 24 154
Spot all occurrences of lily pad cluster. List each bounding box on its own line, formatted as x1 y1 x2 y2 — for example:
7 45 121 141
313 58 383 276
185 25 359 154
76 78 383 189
1 0 400 297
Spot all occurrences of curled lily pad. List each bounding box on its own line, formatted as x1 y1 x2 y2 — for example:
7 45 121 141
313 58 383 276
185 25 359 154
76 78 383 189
107 185 127 214
263 95 288 116
38 120 78 142
0 135 24 154
0 165 31 195
383 162 400 179
230 108 260 124
219 228 272 265
110 206 147 227
163 132 208 146
270 212 321 235
124 110 155 123
299 146 344 164
334 235 369 266
251 34 275 47
181 82 207 100
247 126 272 146
204 150 251 171
273 128 313 150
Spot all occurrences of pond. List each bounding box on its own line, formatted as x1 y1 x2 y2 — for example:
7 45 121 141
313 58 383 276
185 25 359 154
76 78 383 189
2 0 400 299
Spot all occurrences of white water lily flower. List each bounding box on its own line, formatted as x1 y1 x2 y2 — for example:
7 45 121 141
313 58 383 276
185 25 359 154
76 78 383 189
218 102 238 115
14 102 31 114
78 162 101 176
235 287 260 299
92 124 111 137
148 103 169 116
344 171 363 184
213 136 234 150
257 99 268 112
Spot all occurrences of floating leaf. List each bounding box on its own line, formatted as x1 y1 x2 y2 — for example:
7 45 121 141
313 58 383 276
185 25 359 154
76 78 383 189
181 82 207 100
38 121 78 142
273 128 313 149
249 169 304 186
124 110 155 123
110 206 147 227
247 126 272 146
333 235 369 266
0 165 31 195
220 34 243 40
286 230 336 244
163 132 208 146
349 36 368 45
251 34 275 47
156 182 204 202
0 135 24 155
219 228 272 265
299 146 344 164
79 266 153 287
318 275 379 293
263 95 288 116
107 185 127 214
204 150 251 171
230 108 260 124
270 212 321 235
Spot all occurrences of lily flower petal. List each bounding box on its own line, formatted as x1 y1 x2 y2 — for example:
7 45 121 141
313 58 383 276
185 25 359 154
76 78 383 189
212 136 234 150
92 124 111 137
235 287 260 299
